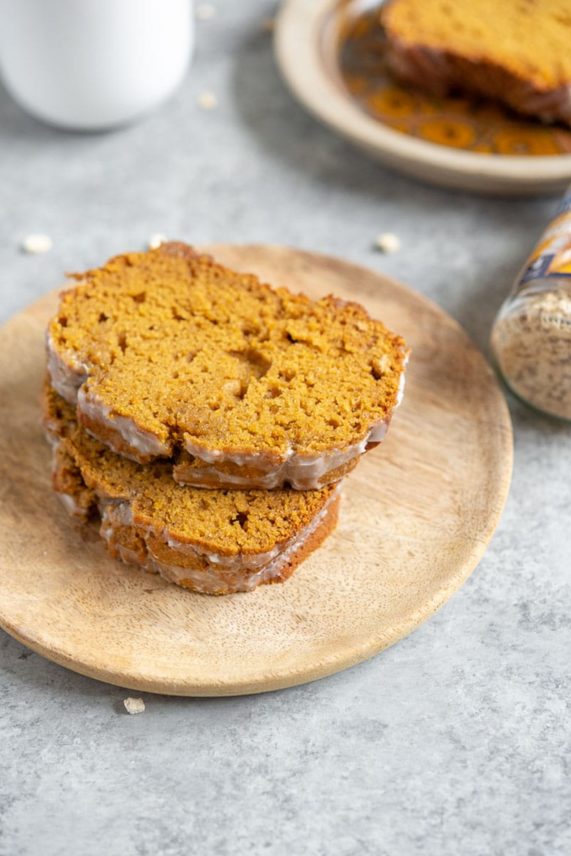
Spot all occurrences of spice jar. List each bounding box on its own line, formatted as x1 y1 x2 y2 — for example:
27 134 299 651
491 191 571 421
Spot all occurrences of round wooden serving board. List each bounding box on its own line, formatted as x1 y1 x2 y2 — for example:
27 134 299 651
275 0 571 196
0 245 512 696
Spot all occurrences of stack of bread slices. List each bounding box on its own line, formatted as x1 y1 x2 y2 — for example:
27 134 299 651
44 242 408 594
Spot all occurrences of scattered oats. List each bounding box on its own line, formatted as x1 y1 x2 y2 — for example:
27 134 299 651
262 17 275 32
374 233 401 254
123 697 145 715
196 3 216 20
198 91 218 110
148 233 167 250
21 234 53 254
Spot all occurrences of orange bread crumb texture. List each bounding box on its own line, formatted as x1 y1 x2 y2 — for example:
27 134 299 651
48 243 408 462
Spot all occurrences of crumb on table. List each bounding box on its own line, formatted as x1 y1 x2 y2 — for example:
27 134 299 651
196 3 216 21
374 233 401 254
21 234 53 255
198 92 218 110
123 697 146 715
148 234 167 250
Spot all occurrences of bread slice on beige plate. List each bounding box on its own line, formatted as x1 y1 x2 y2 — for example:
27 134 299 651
46 243 408 490
382 0 571 127
43 384 339 596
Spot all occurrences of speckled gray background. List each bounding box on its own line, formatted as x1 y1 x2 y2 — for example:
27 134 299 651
0 2 570 855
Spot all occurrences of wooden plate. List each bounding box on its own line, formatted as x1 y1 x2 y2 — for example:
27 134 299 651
0 245 512 696
275 0 571 196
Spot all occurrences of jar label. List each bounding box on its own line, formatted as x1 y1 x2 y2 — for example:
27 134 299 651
520 191 571 284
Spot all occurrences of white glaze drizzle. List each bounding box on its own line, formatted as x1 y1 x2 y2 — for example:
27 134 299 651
56 491 86 518
77 386 172 459
175 372 407 489
48 329 408 487
99 491 337 594
46 333 88 404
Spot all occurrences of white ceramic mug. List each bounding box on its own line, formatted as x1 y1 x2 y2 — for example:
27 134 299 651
0 0 193 130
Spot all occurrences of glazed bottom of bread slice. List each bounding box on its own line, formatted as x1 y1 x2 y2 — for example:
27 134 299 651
73 385 388 489
43 383 339 595
384 35 571 127
99 492 339 595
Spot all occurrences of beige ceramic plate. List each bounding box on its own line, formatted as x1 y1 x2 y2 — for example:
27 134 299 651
0 245 512 696
275 0 571 195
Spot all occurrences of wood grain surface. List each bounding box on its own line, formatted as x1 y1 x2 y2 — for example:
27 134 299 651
0 245 513 695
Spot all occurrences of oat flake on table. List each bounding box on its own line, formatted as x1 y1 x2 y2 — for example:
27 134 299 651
374 233 401 254
196 3 216 20
21 234 53 254
148 233 167 250
123 697 146 715
198 92 218 110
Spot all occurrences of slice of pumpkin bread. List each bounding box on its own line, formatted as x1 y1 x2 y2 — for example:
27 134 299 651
382 0 571 127
43 383 339 596
46 242 408 490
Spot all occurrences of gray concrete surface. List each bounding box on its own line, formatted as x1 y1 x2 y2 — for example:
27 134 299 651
0 2 570 854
